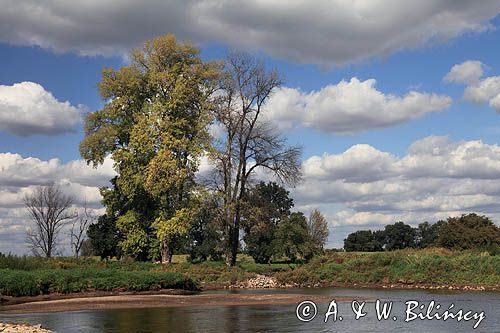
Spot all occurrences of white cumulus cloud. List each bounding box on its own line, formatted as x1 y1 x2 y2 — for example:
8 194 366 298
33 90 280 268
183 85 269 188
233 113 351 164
0 82 83 136
445 60 500 112
444 60 484 85
263 78 451 133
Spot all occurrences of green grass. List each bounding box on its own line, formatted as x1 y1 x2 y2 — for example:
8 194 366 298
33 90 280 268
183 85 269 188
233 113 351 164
0 268 196 297
0 253 198 297
1 249 498 296
274 248 500 286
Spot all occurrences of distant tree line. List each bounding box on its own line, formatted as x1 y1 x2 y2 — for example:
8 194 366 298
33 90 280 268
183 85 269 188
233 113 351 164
343 213 500 254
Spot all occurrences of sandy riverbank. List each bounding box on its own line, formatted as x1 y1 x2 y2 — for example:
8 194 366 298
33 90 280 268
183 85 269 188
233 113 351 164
0 293 362 314
0 322 53 332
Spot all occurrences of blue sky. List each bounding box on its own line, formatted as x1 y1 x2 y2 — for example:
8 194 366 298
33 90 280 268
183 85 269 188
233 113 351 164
2 1 500 253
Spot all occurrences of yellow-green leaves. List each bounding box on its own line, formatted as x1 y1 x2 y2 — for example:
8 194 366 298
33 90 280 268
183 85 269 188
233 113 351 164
116 211 150 258
145 149 188 196
80 34 220 259
153 208 194 242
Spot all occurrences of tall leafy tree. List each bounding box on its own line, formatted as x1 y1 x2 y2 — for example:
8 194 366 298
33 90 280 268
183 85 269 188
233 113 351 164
80 34 219 262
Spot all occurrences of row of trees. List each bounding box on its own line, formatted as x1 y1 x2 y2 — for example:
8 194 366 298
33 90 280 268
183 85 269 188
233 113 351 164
23 181 328 263
77 35 303 265
343 213 500 252
86 181 328 263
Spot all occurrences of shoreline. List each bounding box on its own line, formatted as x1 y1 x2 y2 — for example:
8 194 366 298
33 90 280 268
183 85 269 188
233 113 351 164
1 282 498 314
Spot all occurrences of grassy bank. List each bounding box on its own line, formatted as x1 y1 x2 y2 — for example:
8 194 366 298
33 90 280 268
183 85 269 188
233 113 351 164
0 254 197 297
273 249 500 287
0 249 498 297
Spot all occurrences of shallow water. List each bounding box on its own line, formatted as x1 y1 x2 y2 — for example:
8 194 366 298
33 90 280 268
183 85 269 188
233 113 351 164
1 288 499 332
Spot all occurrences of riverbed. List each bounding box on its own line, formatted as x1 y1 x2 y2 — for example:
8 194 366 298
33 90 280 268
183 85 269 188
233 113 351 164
1 288 498 332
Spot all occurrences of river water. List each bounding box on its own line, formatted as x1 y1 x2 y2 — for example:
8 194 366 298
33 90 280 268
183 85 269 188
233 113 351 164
1 288 499 332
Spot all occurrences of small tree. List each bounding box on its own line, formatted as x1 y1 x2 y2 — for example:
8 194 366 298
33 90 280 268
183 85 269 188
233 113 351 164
242 182 294 264
307 209 329 255
273 212 311 263
87 214 122 260
25 184 75 257
415 220 446 248
187 192 224 262
70 202 97 258
80 239 95 257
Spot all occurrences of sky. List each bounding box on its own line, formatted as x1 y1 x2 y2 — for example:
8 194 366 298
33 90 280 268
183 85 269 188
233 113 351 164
2 1 500 254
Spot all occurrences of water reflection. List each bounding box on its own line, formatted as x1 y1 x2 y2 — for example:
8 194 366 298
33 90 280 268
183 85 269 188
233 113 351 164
1 289 498 332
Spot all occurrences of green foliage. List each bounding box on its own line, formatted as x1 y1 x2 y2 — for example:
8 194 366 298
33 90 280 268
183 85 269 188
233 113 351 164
383 221 416 250
272 212 312 263
153 208 193 244
344 230 383 252
274 249 500 287
415 220 446 248
0 268 196 297
1 250 498 294
437 213 500 251
80 34 220 262
344 215 499 253
116 211 151 260
0 254 155 271
0 254 197 297
242 182 294 263
87 214 121 260
187 193 223 262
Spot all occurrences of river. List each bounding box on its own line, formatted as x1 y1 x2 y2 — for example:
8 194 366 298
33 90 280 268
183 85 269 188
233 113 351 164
1 288 498 332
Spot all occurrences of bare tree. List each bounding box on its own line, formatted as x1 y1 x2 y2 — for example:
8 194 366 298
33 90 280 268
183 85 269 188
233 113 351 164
70 201 97 258
25 184 76 257
211 52 302 266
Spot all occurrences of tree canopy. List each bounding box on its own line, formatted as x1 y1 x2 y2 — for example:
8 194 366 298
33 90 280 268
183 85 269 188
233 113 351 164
80 35 219 262
437 213 500 251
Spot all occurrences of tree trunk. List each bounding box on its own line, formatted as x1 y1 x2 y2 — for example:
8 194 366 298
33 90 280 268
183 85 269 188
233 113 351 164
160 240 171 264
229 201 241 266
